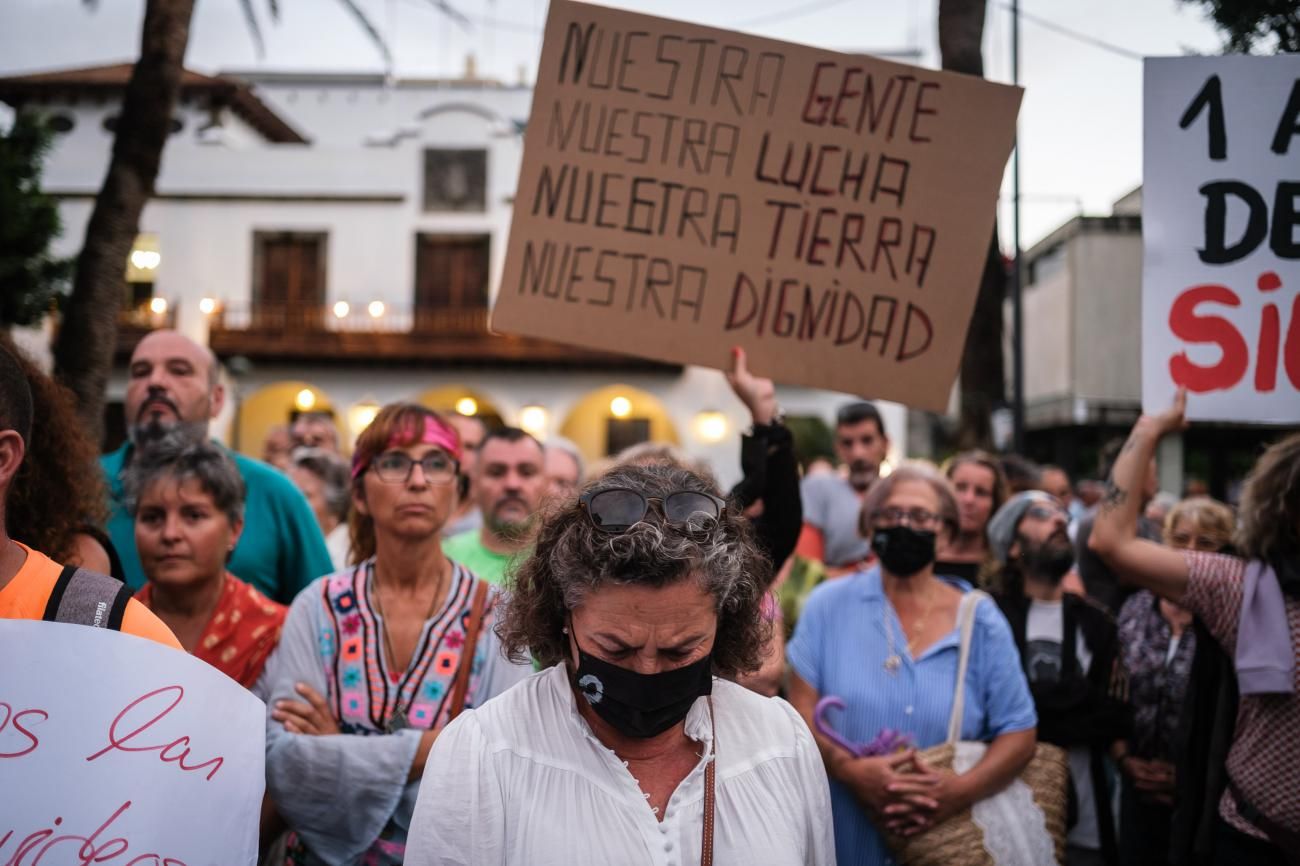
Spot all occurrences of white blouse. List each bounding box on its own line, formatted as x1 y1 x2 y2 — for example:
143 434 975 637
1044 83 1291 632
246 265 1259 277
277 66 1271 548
405 664 836 866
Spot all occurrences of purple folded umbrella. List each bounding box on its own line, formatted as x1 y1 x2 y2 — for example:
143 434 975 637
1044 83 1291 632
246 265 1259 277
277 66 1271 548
814 696 914 758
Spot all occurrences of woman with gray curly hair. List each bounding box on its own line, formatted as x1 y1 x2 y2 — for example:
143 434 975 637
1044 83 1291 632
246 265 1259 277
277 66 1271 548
405 461 835 865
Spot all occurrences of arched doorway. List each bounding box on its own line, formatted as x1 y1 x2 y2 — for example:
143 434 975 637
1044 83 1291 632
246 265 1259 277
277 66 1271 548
415 386 505 428
559 385 680 464
236 381 336 459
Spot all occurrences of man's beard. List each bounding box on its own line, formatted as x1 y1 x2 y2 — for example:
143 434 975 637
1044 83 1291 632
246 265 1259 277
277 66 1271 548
130 416 208 447
486 498 535 541
847 460 878 493
1016 531 1075 584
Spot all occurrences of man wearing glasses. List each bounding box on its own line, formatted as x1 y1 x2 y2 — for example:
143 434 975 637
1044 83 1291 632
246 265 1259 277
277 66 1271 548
442 426 547 586
796 401 891 576
987 491 1127 866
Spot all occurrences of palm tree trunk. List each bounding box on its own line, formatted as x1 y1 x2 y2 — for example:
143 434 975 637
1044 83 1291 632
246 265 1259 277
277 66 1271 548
938 0 1007 450
53 0 195 445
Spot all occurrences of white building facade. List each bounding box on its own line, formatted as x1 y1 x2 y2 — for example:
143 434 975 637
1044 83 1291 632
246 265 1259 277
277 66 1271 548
2 64 906 486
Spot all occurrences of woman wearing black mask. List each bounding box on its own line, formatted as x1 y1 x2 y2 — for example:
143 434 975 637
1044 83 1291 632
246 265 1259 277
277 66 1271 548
787 463 1038 866
405 461 835 865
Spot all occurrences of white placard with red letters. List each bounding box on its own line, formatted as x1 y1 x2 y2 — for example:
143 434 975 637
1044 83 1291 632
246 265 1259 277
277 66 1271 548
1143 54 1300 422
0 620 264 865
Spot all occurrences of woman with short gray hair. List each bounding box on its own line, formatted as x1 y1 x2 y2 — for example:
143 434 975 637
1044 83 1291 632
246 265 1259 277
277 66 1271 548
126 432 287 690
406 461 836 865
289 447 352 570
788 462 1037 866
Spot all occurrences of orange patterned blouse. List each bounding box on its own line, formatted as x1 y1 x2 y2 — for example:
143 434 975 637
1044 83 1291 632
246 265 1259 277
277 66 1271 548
136 573 287 689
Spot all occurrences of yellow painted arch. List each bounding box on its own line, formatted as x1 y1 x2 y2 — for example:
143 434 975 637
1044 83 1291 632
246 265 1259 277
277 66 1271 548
559 384 679 463
414 386 504 427
236 380 335 458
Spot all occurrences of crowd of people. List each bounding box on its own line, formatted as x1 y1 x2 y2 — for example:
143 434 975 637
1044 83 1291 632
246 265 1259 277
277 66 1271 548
1 330 1297 866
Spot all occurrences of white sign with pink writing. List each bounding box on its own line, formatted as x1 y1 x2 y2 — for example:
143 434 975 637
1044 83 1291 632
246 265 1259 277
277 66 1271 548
0 620 264 865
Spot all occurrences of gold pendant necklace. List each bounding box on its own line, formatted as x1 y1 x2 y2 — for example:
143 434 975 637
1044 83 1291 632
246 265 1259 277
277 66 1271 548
883 607 903 674
371 561 446 733
884 585 937 673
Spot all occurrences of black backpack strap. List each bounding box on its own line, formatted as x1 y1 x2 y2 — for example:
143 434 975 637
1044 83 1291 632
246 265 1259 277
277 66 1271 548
42 565 131 631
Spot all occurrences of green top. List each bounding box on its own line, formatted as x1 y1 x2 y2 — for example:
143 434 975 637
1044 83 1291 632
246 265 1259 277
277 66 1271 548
442 530 520 587
101 441 334 605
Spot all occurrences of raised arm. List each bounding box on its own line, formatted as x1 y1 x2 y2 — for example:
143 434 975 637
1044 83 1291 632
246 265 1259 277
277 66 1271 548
725 346 803 570
1087 390 1191 603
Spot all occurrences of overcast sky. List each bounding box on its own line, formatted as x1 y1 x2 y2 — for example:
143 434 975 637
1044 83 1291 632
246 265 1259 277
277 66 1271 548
1 0 1226 247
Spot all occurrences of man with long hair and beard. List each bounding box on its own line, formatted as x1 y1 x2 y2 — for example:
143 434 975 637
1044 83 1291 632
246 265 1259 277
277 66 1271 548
988 491 1128 866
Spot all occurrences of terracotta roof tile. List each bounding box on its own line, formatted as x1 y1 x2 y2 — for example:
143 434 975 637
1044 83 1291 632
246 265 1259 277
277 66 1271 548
0 63 308 144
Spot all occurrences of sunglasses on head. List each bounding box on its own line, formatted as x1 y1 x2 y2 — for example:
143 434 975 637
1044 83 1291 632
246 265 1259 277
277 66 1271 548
579 487 727 532
1025 504 1069 522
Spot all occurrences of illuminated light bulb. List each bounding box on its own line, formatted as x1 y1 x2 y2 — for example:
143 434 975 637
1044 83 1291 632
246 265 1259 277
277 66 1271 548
131 250 161 270
333 301 350 318
519 405 547 436
199 297 217 315
149 297 168 315
295 388 317 411
455 397 478 416
350 401 380 435
368 300 385 318
609 396 632 418
695 410 727 443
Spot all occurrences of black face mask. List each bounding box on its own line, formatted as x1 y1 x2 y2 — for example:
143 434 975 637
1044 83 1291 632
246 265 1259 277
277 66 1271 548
1017 534 1075 584
873 525 937 577
570 634 713 739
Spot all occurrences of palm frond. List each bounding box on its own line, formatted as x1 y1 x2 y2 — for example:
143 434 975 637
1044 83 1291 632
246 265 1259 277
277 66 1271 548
266 0 281 23
238 0 267 58
334 0 395 69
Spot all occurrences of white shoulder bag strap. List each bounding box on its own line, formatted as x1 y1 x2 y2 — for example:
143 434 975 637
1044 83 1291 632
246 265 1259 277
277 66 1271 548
946 589 990 745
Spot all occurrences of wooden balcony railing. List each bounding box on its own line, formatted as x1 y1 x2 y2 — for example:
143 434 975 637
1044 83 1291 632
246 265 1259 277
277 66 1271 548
211 303 490 337
205 302 673 370
114 306 177 358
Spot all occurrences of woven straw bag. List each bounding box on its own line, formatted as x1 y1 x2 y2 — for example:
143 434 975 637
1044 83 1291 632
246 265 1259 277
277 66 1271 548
885 590 1070 866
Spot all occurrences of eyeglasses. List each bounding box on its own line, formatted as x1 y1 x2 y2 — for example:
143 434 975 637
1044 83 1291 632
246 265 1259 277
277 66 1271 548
370 450 458 485
579 487 726 532
872 507 941 531
1024 504 1069 523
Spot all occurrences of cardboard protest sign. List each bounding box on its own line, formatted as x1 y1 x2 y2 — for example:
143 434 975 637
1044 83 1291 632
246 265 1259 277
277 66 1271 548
0 621 264 865
1143 55 1300 422
492 0 1022 411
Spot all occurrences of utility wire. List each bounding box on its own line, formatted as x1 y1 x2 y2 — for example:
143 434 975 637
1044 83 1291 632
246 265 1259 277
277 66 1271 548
736 0 858 29
997 3 1144 61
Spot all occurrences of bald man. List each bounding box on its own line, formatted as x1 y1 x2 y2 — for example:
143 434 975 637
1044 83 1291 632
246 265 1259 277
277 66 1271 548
100 331 333 603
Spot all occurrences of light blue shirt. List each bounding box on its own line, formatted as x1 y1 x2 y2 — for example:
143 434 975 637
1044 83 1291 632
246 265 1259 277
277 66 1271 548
787 568 1037 866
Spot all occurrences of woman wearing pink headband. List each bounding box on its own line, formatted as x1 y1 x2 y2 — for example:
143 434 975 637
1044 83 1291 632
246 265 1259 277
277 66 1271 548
260 402 532 865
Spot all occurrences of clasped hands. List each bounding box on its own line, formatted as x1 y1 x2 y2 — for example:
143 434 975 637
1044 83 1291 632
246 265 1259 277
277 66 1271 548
836 749 971 837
